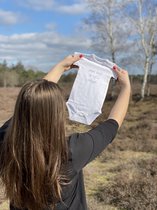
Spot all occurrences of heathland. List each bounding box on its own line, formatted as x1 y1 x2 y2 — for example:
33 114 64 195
0 80 157 210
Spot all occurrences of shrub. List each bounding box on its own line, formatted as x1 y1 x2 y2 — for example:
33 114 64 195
95 158 157 210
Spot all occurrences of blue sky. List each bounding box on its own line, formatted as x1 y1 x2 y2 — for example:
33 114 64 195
0 0 156 74
0 0 92 71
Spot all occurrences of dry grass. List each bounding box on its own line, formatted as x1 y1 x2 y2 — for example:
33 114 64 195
94 157 157 210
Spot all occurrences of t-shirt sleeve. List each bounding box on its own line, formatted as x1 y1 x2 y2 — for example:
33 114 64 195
0 118 11 143
69 119 119 172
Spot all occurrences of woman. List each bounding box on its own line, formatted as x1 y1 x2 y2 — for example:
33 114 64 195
0 54 131 210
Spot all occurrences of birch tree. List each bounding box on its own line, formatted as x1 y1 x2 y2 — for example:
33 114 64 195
147 40 157 96
138 0 157 98
85 0 132 98
85 0 131 63
125 0 157 98
85 0 157 99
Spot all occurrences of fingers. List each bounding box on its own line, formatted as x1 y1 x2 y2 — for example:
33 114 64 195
71 54 83 58
71 54 83 69
112 65 130 88
113 65 121 73
113 65 127 75
67 54 84 63
62 54 83 71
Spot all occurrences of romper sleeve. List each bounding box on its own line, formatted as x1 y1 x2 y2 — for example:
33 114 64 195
69 119 119 172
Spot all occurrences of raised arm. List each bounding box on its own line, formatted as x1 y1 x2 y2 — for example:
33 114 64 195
43 54 83 83
108 66 131 128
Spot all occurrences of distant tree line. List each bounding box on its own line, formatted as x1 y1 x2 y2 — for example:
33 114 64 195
60 72 157 85
130 74 157 85
0 60 156 89
60 73 77 83
0 60 77 87
0 60 46 87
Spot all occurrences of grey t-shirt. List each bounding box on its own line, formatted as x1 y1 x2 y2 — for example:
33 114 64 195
0 118 119 210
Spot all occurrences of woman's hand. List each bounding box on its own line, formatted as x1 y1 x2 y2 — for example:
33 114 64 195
44 54 83 83
113 66 131 90
56 54 83 72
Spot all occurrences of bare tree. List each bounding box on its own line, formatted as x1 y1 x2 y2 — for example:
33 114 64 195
85 0 131 62
124 0 157 98
138 0 157 98
85 0 132 99
85 0 157 99
147 41 157 96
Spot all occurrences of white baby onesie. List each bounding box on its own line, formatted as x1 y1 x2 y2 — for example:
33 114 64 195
66 53 117 125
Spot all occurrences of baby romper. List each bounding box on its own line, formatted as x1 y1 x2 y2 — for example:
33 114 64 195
66 53 117 125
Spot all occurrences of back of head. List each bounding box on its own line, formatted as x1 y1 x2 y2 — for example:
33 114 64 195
0 79 68 210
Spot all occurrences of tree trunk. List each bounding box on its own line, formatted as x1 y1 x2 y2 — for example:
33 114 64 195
141 57 149 99
146 61 153 97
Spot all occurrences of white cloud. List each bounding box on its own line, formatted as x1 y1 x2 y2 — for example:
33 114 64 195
0 9 20 25
57 3 87 15
0 31 91 71
15 0 55 11
14 0 87 14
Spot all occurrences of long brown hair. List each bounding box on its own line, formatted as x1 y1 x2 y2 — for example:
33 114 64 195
0 79 68 210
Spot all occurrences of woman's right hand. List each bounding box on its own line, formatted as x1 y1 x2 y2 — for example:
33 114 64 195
56 54 83 72
44 54 83 83
113 66 131 90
